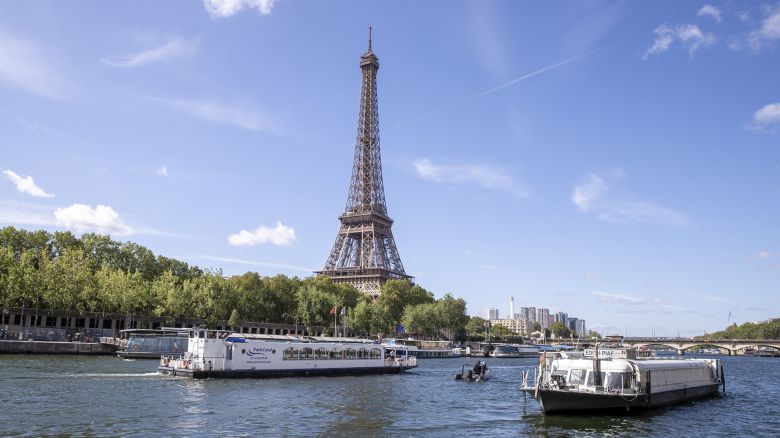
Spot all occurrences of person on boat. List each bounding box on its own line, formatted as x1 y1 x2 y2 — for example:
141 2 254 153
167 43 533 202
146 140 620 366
473 361 487 377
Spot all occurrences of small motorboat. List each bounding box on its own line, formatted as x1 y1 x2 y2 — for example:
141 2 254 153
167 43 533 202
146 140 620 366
454 360 490 382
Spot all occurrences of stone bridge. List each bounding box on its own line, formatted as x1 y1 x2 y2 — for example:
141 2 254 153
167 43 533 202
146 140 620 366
620 338 780 355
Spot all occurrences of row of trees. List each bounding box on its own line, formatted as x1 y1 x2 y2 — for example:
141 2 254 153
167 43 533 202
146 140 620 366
0 227 469 338
699 319 780 340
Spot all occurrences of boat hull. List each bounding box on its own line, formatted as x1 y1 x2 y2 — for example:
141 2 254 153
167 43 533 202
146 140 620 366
522 384 720 414
158 365 415 379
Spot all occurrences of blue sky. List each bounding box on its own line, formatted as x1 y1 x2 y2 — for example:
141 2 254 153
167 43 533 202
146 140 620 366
1 1 778 337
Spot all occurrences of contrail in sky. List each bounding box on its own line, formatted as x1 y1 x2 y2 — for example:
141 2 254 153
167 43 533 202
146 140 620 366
383 50 596 134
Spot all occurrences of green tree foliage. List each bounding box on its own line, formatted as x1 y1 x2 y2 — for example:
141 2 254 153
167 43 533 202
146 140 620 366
490 324 512 339
586 330 602 339
436 294 469 337
401 302 440 337
699 319 780 340
228 308 241 329
378 280 435 325
351 299 390 336
0 226 471 335
465 316 487 337
550 322 571 338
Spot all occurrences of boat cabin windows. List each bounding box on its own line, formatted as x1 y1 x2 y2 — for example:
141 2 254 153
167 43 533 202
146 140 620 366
284 347 299 360
605 372 631 390
280 345 383 361
569 369 587 385
586 371 607 387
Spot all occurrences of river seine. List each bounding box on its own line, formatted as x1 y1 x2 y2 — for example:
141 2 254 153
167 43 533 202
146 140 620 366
0 354 778 436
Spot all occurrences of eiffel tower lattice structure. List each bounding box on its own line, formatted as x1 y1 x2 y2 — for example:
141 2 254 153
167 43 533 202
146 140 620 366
317 30 412 298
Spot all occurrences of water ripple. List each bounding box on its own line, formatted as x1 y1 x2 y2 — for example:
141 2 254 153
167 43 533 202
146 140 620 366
0 355 779 436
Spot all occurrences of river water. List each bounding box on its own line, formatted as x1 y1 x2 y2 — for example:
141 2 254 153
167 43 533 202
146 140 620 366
0 354 778 436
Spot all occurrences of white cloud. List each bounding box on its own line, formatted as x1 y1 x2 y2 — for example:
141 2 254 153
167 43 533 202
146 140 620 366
203 0 277 18
150 96 280 133
0 199 58 227
593 291 646 304
571 173 606 212
749 102 780 131
735 6 780 51
190 255 313 273
571 172 689 226
54 204 134 236
2 169 54 198
593 291 670 306
757 251 771 259
0 31 66 99
753 7 780 42
0 107 61 135
643 23 716 59
157 165 170 177
228 221 296 246
413 158 529 197
102 37 198 68
698 5 722 23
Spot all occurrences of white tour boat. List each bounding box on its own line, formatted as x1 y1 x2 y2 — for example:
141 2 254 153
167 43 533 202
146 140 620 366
520 347 724 414
491 343 539 358
159 329 417 378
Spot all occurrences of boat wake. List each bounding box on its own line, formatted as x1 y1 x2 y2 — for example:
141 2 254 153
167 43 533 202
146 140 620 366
73 372 161 378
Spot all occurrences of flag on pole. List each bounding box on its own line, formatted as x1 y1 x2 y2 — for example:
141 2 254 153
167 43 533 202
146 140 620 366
330 306 337 315
340 307 346 316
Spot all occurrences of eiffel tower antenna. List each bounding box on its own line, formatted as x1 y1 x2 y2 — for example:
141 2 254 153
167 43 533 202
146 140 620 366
318 30 412 298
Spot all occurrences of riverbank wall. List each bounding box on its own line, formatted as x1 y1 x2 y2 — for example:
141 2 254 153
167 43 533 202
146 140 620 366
0 340 117 355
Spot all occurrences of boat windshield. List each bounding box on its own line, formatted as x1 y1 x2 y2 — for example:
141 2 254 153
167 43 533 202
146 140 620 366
605 372 631 390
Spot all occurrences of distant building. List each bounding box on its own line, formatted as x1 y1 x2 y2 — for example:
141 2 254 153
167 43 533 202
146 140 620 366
486 308 499 320
555 312 568 326
568 317 579 335
520 307 536 325
490 318 535 335
577 319 586 337
548 315 555 328
537 308 550 330
509 297 515 320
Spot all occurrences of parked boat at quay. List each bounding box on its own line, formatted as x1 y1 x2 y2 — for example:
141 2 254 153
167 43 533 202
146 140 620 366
491 343 539 358
520 347 724 414
383 338 455 358
159 329 416 378
756 347 780 357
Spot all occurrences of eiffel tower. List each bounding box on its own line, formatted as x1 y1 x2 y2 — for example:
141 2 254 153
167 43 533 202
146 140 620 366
318 29 412 298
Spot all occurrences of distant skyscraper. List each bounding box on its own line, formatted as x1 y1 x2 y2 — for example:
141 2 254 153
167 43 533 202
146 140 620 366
568 317 579 335
555 312 568 326
509 297 515 320
537 308 550 330
577 319 586 337
486 308 499 320
520 307 536 324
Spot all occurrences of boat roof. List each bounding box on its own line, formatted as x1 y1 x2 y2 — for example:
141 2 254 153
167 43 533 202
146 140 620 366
224 333 380 344
119 328 188 335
